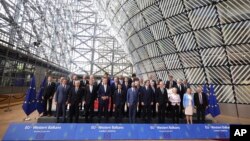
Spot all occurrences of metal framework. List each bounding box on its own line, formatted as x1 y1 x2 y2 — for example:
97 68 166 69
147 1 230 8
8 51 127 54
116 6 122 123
96 0 250 104
0 0 133 76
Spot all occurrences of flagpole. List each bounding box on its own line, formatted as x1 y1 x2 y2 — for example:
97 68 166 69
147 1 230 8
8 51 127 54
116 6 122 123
233 95 240 120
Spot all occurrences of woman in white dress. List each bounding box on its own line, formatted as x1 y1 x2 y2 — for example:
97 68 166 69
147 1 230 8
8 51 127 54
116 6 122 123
183 88 194 124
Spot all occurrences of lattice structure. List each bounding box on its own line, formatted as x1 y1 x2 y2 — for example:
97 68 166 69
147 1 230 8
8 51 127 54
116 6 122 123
96 0 250 104
70 0 132 76
0 0 133 76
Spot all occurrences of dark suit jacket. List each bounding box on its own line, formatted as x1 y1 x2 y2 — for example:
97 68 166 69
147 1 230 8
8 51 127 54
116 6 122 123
113 89 125 106
127 88 139 105
85 84 98 105
55 85 70 103
80 80 89 88
110 83 118 94
98 85 111 102
68 80 75 88
183 83 190 93
68 87 84 105
122 84 130 101
151 85 156 102
43 82 56 99
176 84 185 100
165 80 177 89
194 92 208 108
141 87 154 105
155 88 168 105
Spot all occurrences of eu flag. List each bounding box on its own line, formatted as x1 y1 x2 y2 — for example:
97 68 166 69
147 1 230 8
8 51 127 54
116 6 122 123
36 76 47 114
207 84 221 117
202 83 209 115
22 76 36 116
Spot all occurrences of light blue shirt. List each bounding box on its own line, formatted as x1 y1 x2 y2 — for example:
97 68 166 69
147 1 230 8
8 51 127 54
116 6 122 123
183 93 194 108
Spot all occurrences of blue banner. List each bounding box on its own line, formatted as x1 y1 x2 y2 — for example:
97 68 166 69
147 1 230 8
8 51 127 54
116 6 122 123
3 123 229 140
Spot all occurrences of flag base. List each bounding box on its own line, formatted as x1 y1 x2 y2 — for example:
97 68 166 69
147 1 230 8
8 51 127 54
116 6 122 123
24 117 31 121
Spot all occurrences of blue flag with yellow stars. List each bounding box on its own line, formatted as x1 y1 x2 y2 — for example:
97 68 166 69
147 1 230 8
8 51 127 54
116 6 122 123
22 76 36 116
36 76 47 114
202 83 210 115
207 84 221 117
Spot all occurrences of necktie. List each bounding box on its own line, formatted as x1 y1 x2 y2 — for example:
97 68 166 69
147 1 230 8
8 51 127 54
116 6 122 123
179 85 181 91
170 81 172 88
199 93 203 104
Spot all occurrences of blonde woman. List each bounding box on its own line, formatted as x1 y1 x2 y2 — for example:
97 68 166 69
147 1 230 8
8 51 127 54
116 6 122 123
183 88 194 124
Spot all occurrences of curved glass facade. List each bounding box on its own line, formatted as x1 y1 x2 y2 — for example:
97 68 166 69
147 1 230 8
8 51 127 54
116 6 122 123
96 0 250 104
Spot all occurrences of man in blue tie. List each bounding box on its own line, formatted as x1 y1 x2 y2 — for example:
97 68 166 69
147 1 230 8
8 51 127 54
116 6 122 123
98 77 111 123
127 82 139 123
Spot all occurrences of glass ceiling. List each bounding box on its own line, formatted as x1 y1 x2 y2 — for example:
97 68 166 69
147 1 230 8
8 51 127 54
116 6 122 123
0 0 133 76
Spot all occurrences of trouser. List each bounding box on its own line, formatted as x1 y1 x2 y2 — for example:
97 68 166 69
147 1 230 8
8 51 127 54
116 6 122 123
44 98 52 115
110 96 114 117
197 106 206 123
171 105 180 123
158 104 166 123
142 104 152 123
69 103 80 123
152 102 156 118
115 104 123 123
137 102 142 118
129 104 137 123
179 98 184 118
98 100 109 122
85 103 94 122
56 103 66 123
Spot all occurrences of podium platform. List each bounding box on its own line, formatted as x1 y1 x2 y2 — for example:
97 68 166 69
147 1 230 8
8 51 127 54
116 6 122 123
3 123 230 140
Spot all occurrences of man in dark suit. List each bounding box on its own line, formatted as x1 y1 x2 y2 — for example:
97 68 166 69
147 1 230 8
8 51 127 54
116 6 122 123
110 76 119 117
122 77 130 116
69 74 78 88
98 77 111 122
176 79 185 118
194 86 208 123
127 82 139 123
55 78 70 123
68 81 84 123
165 75 177 89
156 81 169 123
84 78 97 122
141 80 154 123
80 74 88 88
136 79 143 118
150 80 156 118
182 79 190 93
113 83 125 123
42 76 56 116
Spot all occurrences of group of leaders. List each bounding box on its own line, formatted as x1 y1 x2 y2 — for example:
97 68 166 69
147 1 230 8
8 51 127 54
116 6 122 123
42 73 208 124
